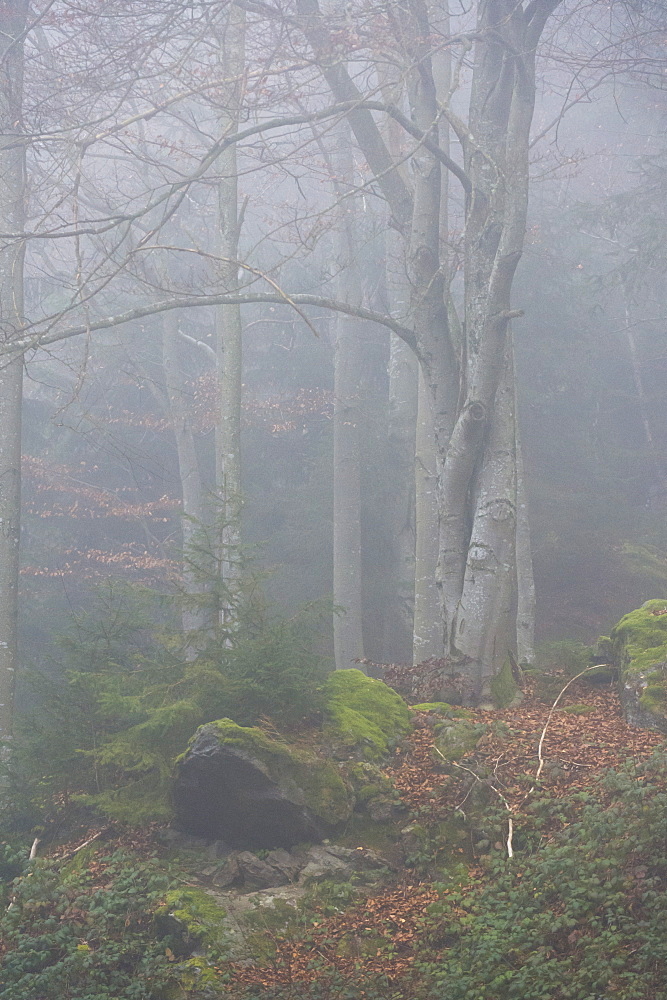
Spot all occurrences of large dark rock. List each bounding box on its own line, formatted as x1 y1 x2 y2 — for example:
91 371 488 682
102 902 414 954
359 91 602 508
173 719 353 849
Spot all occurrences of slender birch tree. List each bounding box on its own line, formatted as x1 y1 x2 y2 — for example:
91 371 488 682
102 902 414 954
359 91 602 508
214 3 246 622
0 0 28 748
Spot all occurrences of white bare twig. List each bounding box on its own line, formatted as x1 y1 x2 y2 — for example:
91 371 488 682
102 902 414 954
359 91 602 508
533 665 608 788
434 745 514 859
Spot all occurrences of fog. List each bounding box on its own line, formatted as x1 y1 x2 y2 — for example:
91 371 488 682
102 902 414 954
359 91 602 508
2 0 667 775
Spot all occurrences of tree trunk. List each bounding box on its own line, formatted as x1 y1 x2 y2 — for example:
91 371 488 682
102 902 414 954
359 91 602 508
515 410 535 665
0 0 27 749
295 0 560 699
413 368 443 662
161 311 206 639
384 326 417 662
452 347 517 700
214 4 245 623
332 119 365 671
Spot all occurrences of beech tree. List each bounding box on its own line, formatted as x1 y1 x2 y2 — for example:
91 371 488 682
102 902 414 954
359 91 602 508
0 0 28 748
283 0 561 699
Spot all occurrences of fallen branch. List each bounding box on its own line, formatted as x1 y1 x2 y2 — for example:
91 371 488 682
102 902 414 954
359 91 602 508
55 827 110 865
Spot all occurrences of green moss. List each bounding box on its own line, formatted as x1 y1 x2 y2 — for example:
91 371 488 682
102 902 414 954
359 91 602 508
337 814 401 855
79 771 174 825
323 670 412 760
489 657 517 709
561 704 596 715
609 600 667 729
612 600 667 672
411 702 473 718
157 886 228 960
201 719 352 826
347 761 393 799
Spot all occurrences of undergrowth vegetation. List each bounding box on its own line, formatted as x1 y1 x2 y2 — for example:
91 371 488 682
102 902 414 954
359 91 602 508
4 754 667 999
5 581 331 829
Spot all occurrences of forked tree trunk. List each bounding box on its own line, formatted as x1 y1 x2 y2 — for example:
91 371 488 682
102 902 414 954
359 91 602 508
0 1 27 749
295 0 558 700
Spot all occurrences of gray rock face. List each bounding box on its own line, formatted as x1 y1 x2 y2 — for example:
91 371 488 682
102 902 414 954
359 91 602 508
202 843 389 891
173 725 335 848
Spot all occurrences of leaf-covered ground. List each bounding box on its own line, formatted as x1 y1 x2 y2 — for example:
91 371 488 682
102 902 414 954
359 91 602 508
225 676 665 992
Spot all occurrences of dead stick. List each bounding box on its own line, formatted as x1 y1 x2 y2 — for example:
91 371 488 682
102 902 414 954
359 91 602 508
56 827 109 864
533 665 609 788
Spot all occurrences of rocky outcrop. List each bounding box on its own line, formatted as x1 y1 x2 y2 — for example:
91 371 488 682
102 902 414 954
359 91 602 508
608 600 667 733
172 673 413 847
173 719 353 847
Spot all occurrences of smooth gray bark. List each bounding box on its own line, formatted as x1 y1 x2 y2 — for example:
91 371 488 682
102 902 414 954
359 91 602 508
214 4 245 621
515 412 535 665
413 368 443 662
332 119 365 671
384 263 418 663
161 312 206 639
453 348 517 699
295 0 558 699
0 1 27 748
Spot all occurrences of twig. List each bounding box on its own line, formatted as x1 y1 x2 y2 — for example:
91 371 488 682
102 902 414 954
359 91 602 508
532 665 608 789
55 827 109 864
434 746 514 858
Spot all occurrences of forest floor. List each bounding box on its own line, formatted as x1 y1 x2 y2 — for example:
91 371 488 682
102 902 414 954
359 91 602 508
39 674 666 995
225 675 665 992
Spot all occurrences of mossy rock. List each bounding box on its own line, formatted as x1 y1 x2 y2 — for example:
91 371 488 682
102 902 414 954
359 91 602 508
609 600 667 732
173 719 353 847
323 669 412 760
346 761 394 802
156 886 229 960
434 719 489 761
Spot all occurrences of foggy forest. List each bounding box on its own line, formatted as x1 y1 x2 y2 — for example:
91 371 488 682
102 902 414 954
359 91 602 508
2 2 667 998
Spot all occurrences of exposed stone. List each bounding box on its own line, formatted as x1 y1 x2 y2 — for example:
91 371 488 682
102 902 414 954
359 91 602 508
297 844 388 882
264 848 302 882
236 851 289 889
173 719 353 848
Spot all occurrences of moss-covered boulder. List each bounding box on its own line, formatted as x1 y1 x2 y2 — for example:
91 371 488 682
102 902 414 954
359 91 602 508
323 669 412 760
610 600 667 732
173 719 353 848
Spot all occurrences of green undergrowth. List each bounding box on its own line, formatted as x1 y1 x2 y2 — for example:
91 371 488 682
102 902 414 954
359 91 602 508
417 752 667 999
6 749 667 1000
6 584 333 829
0 848 178 1000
